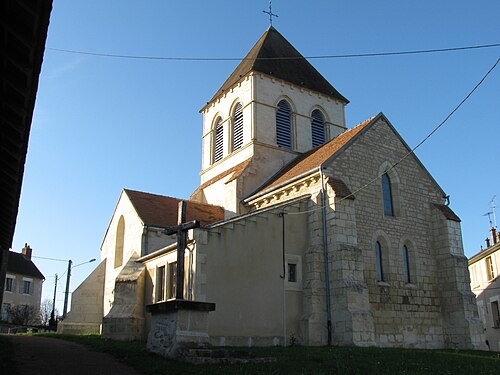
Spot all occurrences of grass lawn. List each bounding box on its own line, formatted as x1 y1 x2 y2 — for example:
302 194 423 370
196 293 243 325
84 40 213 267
14 334 500 374
0 335 16 373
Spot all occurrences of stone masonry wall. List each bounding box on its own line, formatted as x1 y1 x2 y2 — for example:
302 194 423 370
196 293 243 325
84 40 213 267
323 117 470 348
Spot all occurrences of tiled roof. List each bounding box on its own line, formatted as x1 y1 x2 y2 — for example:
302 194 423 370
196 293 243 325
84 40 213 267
248 115 378 199
190 158 252 199
7 251 45 280
327 178 355 200
205 27 348 107
433 204 461 222
124 189 224 227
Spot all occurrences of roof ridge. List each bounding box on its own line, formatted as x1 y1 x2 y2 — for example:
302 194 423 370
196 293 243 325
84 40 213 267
244 114 380 200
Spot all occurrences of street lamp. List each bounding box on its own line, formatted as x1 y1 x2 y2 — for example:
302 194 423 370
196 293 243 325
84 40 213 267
62 258 96 319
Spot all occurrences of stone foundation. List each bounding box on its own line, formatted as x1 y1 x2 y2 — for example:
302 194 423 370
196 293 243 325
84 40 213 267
147 300 215 357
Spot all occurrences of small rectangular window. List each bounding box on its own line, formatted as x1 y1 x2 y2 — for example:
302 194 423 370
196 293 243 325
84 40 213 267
5 278 13 292
485 256 495 281
167 262 177 300
288 263 297 283
156 266 166 302
491 301 500 328
22 280 31 294
1 303 10 321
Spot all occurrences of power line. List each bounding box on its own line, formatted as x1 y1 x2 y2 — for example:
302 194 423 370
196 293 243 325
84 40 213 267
46 43 500 61
32 255 67 262
287 58 500 216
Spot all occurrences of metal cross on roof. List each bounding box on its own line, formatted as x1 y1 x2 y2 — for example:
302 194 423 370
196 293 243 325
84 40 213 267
262 0 278 26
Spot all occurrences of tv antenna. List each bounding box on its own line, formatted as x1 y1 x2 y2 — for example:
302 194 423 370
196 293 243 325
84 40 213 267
483 195 497 228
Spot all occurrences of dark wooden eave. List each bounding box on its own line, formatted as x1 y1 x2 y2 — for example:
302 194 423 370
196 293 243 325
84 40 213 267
0 0 52 251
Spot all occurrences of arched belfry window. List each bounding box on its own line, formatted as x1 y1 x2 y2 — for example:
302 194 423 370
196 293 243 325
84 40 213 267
276 100 292 149
115 216 125 268
213 117 224 163
381 173 394 216
402 245 411 283
375 241 384 282
232 103 244 151
311 109 326 147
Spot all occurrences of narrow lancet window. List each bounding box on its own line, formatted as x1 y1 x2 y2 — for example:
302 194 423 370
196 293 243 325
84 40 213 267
311 109 326 147
232 103 244 151
114 216 125 268
213 117 224 163
276 100 292 149
402 245 411 283
375 241 384 282
382 173 394 216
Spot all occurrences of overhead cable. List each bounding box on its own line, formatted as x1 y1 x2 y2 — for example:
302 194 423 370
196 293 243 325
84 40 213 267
46 43 500 61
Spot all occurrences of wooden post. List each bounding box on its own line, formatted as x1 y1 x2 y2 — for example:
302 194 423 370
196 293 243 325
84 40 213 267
164 201 199 301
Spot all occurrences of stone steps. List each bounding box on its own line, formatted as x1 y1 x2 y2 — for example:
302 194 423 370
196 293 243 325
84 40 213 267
178 348 277 364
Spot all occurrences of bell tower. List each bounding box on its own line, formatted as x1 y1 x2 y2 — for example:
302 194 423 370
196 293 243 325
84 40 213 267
192 27 348 217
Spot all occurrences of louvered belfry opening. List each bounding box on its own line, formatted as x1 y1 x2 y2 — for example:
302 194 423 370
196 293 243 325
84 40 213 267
276 100 292 149
311 109 326 147
233 103 244 151
213 117 224 163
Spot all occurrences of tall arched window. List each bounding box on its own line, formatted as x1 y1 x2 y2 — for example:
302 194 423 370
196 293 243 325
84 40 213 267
232 103 244 151
375 241 384 282
311 109 325 147
381 173 394 216
276 100 292 149
402 245 411 283
115 216 125 268
213 117 224 163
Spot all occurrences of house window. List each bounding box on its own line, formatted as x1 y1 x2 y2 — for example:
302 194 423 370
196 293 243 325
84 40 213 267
491 301 500 328
22 280 31 294
213 117 224 163
288 263 297 283
114 216 125 268
4 277 13 292
311 109 326 148
156 266 166 302
1 303 10 321
375 241 384 282
232 103 244 151
485 256 495 281
381 173 394 216
276 100 292 149
167 262 177 300
402 245 411 284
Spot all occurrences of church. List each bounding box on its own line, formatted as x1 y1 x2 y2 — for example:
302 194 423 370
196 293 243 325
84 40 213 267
59 27 485 350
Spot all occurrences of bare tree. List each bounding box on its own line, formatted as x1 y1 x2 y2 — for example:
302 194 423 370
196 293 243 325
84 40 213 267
9 305 40 325
39 298 58 326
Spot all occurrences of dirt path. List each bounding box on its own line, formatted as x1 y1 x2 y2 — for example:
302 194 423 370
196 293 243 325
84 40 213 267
7 335 143 375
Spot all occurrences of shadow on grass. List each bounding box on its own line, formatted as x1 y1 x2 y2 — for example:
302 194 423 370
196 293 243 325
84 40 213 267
36 334 500 375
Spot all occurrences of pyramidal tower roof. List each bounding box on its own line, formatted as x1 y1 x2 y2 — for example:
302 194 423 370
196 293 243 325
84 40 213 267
207 26 349 105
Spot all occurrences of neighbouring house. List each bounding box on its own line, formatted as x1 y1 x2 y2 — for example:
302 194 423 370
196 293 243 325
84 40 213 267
65 27 485 351
469 227 500 351
2 244 45 324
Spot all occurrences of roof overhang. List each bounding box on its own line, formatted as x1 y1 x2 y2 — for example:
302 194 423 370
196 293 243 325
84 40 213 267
0 0 52 251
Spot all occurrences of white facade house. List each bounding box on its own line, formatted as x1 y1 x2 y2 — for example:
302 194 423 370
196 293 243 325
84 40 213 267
469 228 500 351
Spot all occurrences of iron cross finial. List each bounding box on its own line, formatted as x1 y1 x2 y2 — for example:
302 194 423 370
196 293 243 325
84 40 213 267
262 0 278 26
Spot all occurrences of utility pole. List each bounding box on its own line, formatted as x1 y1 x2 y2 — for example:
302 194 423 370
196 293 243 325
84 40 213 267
62 260 72 319
49 273 58 327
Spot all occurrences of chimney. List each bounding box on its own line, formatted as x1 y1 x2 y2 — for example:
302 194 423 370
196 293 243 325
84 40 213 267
497 231 500 244
490 227 497 245
485 237 491 248
22 243 32 260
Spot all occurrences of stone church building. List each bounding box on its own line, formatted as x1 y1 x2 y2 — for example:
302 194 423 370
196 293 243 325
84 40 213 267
60 27 485 350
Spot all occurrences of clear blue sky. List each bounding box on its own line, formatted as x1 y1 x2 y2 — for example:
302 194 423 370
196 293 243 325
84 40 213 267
12 1 500 313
